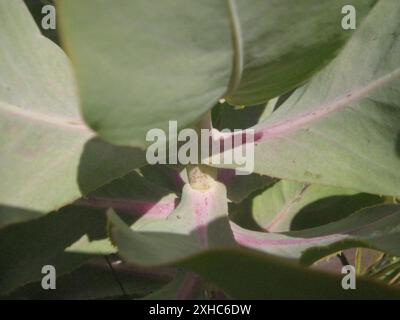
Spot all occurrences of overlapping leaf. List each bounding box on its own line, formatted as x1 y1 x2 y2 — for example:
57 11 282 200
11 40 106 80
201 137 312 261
224 0 377 106
106 177 400 297
232 204 400 262
0 0 146 218
0 169 180 295
213 0 400 197
105 177 400 261
58 0 375 146
248 180 383 232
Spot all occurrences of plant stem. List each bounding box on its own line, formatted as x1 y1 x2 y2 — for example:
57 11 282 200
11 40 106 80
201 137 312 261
187 165 217 191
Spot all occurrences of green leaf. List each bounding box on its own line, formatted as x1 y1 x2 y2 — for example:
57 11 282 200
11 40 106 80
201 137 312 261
58 0 232 147
232 204 400 262
178 248 400 299
218 169 275 203
224 0 377 106
215 0 400 197
58 0 375 146
0 1 146 217
249 180 383 232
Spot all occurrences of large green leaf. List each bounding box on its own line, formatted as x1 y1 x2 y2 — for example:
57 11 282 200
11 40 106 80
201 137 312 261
58 0 375 146
58 0 232 147
213 0 400 197
178 248 400 299
0 0 146 217
224 0 377 106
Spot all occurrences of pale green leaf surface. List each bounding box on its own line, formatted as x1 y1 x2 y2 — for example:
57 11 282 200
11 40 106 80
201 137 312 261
58 0 233 147
0 1 146 217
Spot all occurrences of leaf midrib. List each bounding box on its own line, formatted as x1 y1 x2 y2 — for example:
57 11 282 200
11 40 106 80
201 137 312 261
224 0 243 98
254 68 400 141
0 100 91 133
214 67 400 144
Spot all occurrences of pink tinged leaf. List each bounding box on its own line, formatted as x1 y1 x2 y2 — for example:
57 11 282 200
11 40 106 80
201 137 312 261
191 190 211 248
210 68 400 148
230 207 400 255
231 223 347 249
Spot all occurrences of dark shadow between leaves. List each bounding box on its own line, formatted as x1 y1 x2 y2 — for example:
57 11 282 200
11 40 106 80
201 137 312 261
290 193 383 231
77 137 146 196
228 186 274 232
5 261 171 300
0 204 111 295
212 102 267 131
0 205 42 230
